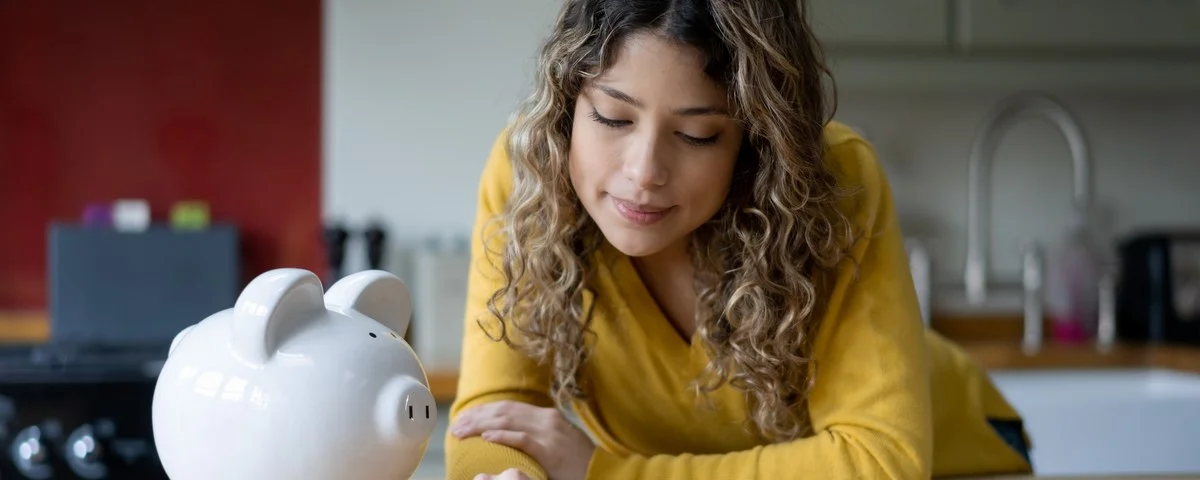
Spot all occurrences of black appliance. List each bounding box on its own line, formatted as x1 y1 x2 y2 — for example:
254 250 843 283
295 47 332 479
0 222 241 478
0 348 168 479
1116 230 1200 345
323 222 350 286
363 221 388 271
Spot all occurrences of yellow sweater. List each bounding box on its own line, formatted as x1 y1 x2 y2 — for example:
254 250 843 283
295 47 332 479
445 122 1034 479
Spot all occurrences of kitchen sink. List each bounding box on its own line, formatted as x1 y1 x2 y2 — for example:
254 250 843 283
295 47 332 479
989 368 1200 476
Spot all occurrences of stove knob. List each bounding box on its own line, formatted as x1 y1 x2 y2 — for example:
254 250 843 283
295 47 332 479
0 395 13 421
66 422 112 479
9 425 54 479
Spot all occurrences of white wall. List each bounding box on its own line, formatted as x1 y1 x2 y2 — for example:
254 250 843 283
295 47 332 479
323 0 564 276
323 1 1200 311
836 91 1200 288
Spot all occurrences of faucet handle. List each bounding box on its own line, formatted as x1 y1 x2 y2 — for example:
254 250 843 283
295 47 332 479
1096 269 1118 352
905 238 932 327
1021 241 1045 355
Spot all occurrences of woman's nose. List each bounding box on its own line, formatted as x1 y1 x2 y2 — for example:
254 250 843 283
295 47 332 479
622 136 669 188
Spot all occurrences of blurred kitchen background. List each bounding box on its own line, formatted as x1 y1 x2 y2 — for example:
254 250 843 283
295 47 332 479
2 1 1199 479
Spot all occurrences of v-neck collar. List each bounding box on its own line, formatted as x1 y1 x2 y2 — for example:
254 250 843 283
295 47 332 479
597 241 703 357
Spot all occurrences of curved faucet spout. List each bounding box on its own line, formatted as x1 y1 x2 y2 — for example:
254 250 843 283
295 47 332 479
964 92 1093 304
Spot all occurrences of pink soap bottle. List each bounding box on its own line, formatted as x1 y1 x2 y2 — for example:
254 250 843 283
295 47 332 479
1046 213 1106 343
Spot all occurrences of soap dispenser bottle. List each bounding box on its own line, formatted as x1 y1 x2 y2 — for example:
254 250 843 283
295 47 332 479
1046 212 1106 343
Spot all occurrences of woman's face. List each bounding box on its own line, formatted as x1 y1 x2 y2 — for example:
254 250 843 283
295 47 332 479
569 33 744 259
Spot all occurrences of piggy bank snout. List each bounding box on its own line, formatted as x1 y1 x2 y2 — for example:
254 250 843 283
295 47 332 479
377 376 437 443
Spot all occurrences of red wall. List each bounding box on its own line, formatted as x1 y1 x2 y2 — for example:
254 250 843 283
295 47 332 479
0 1 325 310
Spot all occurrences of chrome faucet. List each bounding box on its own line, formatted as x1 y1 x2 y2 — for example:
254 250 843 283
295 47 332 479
964 92 1094 305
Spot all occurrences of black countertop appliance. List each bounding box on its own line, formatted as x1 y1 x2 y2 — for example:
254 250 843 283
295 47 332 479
1116 229 1200 345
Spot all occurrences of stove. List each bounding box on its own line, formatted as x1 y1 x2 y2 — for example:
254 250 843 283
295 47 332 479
0 345 169 479
0 222 241 478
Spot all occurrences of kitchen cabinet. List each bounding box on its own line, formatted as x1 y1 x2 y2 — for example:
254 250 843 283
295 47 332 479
817 0 1200 93
954 0 1200 54
808 0 950 51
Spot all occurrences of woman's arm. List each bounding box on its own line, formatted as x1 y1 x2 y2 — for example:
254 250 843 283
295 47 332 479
583 138 934 480
444 130 555 480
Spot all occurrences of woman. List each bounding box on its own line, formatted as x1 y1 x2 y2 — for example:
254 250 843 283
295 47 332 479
445 1 1033 479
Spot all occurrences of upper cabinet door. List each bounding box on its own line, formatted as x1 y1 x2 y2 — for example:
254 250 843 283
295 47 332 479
808 0 951 51
956 0 1200 53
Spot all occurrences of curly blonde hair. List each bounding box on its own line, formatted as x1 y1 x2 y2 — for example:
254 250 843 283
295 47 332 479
482 0 858 442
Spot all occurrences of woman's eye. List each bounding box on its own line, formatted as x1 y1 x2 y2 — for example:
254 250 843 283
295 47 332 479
679 133 720 146
589 109 630 128
589 108 719 146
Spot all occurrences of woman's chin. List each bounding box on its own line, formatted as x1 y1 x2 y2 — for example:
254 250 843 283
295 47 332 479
603 233 672 258
591 213 683 259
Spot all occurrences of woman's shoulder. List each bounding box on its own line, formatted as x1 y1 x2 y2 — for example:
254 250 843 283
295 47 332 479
475 126 517 217
821 120 885 191
821 120 891 227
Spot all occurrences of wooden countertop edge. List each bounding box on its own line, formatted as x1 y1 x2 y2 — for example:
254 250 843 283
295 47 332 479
0 311 49 343
7 311 1200 403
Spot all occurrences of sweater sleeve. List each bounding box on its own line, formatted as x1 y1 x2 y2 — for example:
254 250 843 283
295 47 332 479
443 129 555 480
583 138 934 480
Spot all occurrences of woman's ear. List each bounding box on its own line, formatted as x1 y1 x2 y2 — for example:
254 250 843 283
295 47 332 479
324 270 413 337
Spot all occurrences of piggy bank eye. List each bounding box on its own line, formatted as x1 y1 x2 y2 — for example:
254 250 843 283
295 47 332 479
368 332 377 338
389 332 398 339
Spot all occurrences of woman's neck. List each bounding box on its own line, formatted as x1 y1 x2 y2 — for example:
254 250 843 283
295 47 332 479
630 236 698 342
630 237 692 278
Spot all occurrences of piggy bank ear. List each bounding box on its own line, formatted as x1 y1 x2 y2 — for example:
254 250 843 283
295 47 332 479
324 270 413 336
231 268 327 364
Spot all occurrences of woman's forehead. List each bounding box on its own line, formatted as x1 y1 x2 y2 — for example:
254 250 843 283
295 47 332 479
588 33 728 106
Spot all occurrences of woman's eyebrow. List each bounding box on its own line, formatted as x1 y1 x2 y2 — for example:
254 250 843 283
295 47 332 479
593 84 643 108
671 105 728 117
591 84 728 117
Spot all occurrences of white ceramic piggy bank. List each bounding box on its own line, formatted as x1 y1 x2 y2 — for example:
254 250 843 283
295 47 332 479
151 268 437 480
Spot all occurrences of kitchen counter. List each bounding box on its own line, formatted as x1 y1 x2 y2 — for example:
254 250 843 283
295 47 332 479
0 310 46 344
960 341 1200 373
5 310 1200 402
7 310 1199 479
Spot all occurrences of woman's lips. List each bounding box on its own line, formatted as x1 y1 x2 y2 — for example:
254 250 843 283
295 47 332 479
611 197 673 225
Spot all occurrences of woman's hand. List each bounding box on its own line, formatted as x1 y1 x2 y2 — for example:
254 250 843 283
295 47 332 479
474 468 534 480
451 400 595 480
